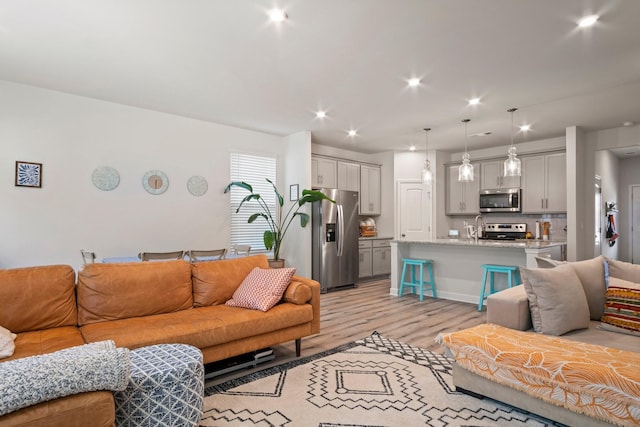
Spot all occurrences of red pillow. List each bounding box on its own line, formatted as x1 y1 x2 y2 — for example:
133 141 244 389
225 267 296 312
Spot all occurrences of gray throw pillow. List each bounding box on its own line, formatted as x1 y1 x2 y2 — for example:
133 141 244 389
520 264 590 336
605 257 640 282
535 257 566 269
567 256 606 320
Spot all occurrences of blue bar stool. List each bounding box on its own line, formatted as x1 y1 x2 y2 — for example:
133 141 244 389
399 258 437 301
478 264 521 311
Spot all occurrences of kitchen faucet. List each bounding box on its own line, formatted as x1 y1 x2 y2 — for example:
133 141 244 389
474 214 485 243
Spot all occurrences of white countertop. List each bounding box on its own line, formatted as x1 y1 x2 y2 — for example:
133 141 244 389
392 238 566 249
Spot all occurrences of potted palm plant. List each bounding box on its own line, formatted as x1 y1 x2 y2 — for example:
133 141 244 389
224 179 334 268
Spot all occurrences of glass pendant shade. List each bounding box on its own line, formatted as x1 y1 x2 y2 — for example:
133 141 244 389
458 119 474 182
422 159 432 184
422 127 432 184
503 146 521 176
458 153 474 182
503 107 522 177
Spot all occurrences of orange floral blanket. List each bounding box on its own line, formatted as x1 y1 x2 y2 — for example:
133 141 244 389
436 323 640 427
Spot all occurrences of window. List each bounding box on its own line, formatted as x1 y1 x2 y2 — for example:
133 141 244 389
229 152 277 253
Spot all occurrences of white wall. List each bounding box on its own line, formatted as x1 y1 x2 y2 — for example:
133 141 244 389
0 81 288 269
618 156 640 262
282 131 313 276
587 125 640 262
595 150 620 260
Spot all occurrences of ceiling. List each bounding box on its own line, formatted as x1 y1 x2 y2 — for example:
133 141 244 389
1 0 640 154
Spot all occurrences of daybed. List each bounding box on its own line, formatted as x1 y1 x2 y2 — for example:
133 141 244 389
437 256 640 427
0 254 320 427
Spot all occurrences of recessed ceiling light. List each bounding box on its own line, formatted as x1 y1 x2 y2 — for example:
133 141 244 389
408 78 421 87
520 124 531 132
468 98 481 106
347 129 358 137
315 111 327 119
269 8 288 22
578 15 599 28
623 121 635 127
409 145 416 152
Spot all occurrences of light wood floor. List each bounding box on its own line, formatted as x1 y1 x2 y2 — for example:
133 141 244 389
206 278 486 386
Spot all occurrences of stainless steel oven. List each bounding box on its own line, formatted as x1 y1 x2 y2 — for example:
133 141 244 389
479 188 521 213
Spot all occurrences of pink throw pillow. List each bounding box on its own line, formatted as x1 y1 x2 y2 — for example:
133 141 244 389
226 267 296 312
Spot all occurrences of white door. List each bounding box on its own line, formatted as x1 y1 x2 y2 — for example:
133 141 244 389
398 180 431 241
633 185 640 264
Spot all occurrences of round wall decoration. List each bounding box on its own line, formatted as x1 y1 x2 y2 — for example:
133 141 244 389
142 170 169 195
187 175 208 197
91 166 120 191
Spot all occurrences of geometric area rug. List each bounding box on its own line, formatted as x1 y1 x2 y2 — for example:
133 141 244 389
200 332 563 426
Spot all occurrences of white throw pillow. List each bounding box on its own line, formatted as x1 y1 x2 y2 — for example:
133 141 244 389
0 326 17 359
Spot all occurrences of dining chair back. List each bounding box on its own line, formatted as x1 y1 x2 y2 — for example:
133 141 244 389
187 249 227 262
80 249 96 265
138 251 185 261
231 244 251 256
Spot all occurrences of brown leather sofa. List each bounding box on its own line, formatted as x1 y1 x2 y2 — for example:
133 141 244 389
0 254 320 427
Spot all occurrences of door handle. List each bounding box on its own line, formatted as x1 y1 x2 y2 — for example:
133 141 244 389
401 233 406 237
336 204 344 257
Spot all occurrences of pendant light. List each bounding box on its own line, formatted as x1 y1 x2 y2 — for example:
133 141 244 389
458 119 474 182
422 128 433 184
503 107 522 176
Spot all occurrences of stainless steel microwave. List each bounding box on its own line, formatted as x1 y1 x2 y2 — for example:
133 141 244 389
479 188 521 213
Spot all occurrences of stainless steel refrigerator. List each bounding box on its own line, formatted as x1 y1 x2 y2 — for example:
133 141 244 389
311 188 359 293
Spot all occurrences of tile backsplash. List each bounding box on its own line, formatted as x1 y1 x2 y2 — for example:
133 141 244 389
448 213 567 241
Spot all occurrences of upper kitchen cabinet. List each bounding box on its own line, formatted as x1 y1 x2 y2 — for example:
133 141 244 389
521 152 566 213
360 164 381 215
311 156 337 188
480 160 521 189
337 161 360 192
446 163 480 215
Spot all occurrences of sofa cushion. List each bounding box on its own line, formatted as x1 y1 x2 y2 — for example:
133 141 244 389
2 326 86 363
600 277 640 333
77 260 193 325
80 304 313 357
606 257 640 282
226 267 296 311
0 391 116 427
520 264 590 335
191 254 270 307
0 341 129 416
0 265 77 333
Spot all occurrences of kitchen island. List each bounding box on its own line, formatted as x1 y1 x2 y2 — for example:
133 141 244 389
390 239 566 305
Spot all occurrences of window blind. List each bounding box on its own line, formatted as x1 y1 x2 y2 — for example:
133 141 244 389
230 152 277 253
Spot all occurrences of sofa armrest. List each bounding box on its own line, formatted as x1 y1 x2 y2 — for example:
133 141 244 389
486 285 532 331
291 275 321 335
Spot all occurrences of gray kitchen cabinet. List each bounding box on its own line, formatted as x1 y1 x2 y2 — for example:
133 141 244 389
446 163 480 215
371 239 391 276
337 161 360 191
521 152 566 213
359 238 391 279
358 240 372 279
360 164 381 215
311 156 337 188
480 160 521 189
